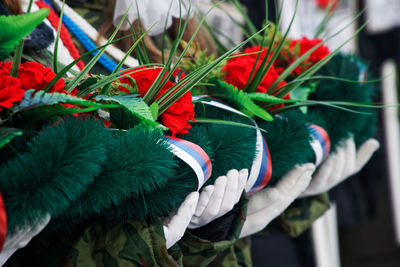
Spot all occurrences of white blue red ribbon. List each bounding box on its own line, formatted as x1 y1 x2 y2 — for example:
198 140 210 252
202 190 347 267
193 96 272 195
245 130 273 195
166 136 212 190
308 124 331 166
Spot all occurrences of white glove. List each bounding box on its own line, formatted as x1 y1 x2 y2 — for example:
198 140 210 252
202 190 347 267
188 169 249 229
163 192 199 249
300 138 379 197
240 164 315 238
0 215 50 266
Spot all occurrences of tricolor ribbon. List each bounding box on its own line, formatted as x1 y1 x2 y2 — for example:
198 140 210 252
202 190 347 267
166 136 212 190
0 193 7 251
245 130 273 195
193 96 272 195
308 124 331 166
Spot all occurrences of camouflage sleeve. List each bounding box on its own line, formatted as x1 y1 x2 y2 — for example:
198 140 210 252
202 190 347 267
209 237 252 267
177 194 249 267
275 193 330 237
64 218 182 267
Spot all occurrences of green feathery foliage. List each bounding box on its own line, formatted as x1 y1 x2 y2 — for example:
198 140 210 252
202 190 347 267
259 110 324 186
0 118 109 233
50 129 178 230
308 53 377 150
193 103 257 185
0 9 49 60
206 78 273 121
100 128 214 221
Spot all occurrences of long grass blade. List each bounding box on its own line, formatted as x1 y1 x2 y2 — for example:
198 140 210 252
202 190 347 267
269 9 365 93
42 34 136 92
157 25 269 114
275 22 367 98
142 2 192 103
65 6 131 92
77 64 163 97
99 26 156 95
53 0 66 73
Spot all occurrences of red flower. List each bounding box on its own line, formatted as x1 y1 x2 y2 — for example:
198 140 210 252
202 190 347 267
18 62 65 93
223 46 286 93
315 0 339 11
0 75 25 111
289 38 330 75
119 67 195 136
290 38 329 64
0 62 11 75
276 38 330 76
0 62 65 93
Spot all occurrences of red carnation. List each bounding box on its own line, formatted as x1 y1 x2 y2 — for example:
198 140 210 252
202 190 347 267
315 0 339 11
18 62 65 93
0 75 25 111
276 37 330 76
0 62 65 93
119 67 195 136
223 46 286 93
290 37 329 64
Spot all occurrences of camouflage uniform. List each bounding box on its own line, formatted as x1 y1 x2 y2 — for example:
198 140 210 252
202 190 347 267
177 195 249 267
64 218 182 267
67 0 107 29
4 194 250 267
277 193 330 237
257 193 330 238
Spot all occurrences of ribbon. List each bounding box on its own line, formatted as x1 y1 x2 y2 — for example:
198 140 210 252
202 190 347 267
0 193 7 251
246 133 273 195
37 1 85 70
42 0 118 73
193 96 272 195
166 136 212 190
308 124 331 166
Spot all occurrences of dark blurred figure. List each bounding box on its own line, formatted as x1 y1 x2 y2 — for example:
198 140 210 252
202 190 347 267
240 0 276 29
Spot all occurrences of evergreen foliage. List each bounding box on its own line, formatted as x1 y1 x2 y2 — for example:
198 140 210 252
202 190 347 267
0 118 109 233
50 128 178 230
193 103 257 185
309 54 377 150
259 110 323 185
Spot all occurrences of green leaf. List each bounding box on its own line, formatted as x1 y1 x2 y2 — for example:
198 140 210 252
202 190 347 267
65 7 131 93
289 82 318 113
247 92 296 103
157 24 270 114
75 76 99 91
206 79 273 121
11 89 117 113
94 94 161 128
0 9 49 60
27 104 106 117
53 0 66 73
149 102 159 120
0 127 23 150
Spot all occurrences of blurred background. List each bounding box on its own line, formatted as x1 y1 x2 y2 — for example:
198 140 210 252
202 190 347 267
231 0 400 266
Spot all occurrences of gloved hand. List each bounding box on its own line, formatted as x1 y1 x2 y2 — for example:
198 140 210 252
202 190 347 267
163 192 199 249
188 169 249 229
300 138 379 197
0 215 50 266
240 164 315 238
